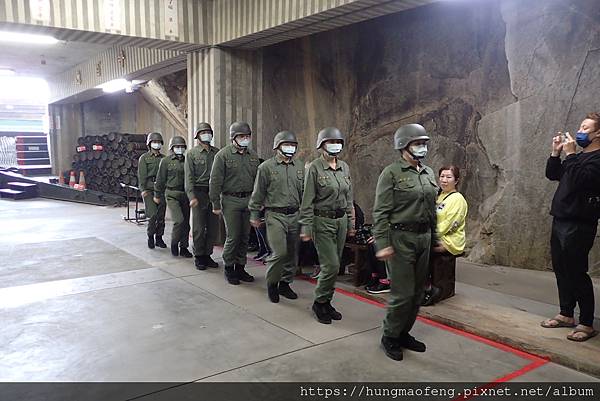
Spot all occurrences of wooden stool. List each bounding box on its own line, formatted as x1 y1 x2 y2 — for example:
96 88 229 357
344 242 371 286
430 251 457 302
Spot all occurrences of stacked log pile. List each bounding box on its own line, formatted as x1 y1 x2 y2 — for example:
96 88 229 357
67 133 147 197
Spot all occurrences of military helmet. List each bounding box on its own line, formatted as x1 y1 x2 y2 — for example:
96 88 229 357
394 123 430 150
316 127 344 149
272 130 298 150
146 132 164 147
229 121 251 140
169 136 187 150
194 122 213 138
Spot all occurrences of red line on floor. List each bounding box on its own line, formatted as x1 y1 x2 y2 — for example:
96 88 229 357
215 255 550 385
493 358 549 382
452 359 549 400
297 275 549 366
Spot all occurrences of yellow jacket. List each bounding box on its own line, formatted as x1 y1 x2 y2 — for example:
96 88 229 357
436 191 468 255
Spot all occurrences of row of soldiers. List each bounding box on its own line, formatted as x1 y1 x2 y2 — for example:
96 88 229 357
137 122 300 285
139 121 438 362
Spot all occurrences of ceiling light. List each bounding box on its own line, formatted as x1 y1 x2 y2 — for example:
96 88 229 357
96 78 131 93
0 31 58 44
0 68 15 76
0 76 49 103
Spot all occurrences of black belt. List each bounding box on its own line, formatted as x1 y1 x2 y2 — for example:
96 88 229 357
194 185 209 192
390 222 430 233
314 209 346 219
224 191 252 198
267 206 299 215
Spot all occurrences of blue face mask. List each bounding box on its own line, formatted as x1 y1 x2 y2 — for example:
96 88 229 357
576 131 592 148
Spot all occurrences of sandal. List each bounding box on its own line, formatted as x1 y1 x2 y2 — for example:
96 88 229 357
540 316 576 328
567 326 598 342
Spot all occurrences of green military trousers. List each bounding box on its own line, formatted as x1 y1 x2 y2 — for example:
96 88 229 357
191 188 218 256
166 189 190 248
313 215 348 303
221 195 251 266
383 230 431 338
265 211 299 286
143 192 166 237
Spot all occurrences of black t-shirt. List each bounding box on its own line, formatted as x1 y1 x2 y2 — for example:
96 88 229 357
546 149 600 222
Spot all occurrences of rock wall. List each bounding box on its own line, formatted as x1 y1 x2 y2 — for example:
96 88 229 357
261 0 600 274
81 92 181 145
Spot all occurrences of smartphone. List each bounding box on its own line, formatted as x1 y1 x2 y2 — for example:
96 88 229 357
558 131 569 143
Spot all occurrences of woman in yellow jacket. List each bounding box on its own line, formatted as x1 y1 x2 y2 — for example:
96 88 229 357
422 165 468 305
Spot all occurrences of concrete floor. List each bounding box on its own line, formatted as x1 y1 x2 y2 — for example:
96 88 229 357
1 198 598 395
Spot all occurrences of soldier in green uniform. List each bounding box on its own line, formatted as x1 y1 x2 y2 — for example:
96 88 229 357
372 123 438 361
299 127 355 324
209 122 260 285
185 122 220 270
154 136 193 258
249 130 304 303
138 132 167 249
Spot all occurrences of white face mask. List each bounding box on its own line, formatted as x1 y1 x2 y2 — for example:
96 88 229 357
173 147 185 155
324 143 343 155
236 138 251 148
150 142 162 150
280 145 297 157
408 144 428 159
199 133 213 143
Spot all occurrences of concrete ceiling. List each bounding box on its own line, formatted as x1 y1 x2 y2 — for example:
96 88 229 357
0 39 110 78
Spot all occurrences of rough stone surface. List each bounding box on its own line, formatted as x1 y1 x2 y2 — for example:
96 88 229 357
260 0 600 274
154 69 188 123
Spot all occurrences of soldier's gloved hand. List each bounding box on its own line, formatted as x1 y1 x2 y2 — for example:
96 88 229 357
300 234 312 242
212 209 222 216
190 198 199 208
376 246 395 260
153 197 160 204
142 190 151 198
250 219 262 228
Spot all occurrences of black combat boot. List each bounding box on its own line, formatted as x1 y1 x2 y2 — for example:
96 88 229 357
267 283 280 303
235 264 254 282
398 333 426 352
224 265 240 285
312 302 332 324
381 336 403 361
324 301 342 320
171 243 179 256
155 236 167 248
179 247 193 258
278 282 298 300
204 255 219 268
195 256 207 270
147 235 155 249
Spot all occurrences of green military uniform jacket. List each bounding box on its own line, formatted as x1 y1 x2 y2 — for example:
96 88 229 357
184 144 219 199
154 154 186 199
138 151 164 193
299 156 353 237
372 157 438 250
248 154 305 221
209 143 260 210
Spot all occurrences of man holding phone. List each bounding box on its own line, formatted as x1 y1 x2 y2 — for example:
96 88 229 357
542 112 600 342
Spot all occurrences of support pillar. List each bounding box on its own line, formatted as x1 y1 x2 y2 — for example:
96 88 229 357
187 47 264 152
